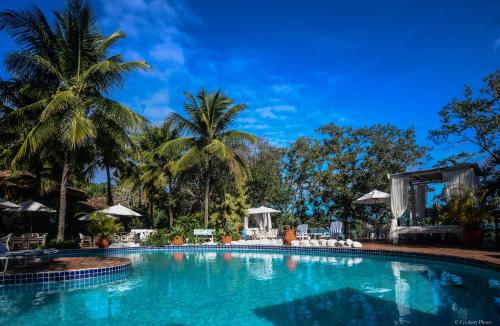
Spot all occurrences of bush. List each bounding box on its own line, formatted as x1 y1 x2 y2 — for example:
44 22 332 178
43 239 79 249
174 212 204 241
210 193 246 240
143 229 170 246
88 212 123 238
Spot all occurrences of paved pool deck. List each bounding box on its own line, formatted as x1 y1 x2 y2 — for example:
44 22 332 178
361 243 500 268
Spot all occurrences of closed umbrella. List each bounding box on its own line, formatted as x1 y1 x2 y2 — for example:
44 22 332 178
247 206 281 231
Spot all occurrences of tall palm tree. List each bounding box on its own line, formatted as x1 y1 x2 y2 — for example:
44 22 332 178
139 121 181 228
0 0 149 240
159 90 257 227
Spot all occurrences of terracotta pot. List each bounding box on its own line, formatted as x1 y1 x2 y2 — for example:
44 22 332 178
171 236 184 246
221 235 232 244
463 230 483 246
95 238 110 248
284 229 296 245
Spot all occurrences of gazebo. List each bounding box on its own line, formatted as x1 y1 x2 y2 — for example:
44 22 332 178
388 163 480 244
246 206 281 231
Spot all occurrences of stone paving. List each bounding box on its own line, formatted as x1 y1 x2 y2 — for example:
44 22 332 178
6 256 130 274
362 243 500 267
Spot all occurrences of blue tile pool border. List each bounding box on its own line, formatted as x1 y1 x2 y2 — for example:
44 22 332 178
55 245 499 270
0 259 131 286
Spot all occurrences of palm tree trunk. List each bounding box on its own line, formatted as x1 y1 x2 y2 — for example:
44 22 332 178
57 154 70 241
105 163 113 206
168 204 174 229
204 176 210 228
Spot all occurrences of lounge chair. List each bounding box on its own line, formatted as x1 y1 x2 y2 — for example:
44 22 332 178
266 229 278 240
296 224 309 240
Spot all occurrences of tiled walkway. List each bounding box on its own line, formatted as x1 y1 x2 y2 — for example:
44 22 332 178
362 243 500 267
6 256 130 274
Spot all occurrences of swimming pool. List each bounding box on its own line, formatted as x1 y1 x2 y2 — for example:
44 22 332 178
1 249 499 325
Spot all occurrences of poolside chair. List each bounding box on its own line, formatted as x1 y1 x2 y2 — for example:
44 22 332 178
0 238 58 274
79 233 93 248
10 234 28 250
120 233 137 243
329 221 343 239
0 234 12 250
109 234 121 244
296 224 309 240
266 229 278 240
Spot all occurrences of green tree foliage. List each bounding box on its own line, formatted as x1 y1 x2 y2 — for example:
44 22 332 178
284 124 427 237
429 70 500 165
245 139 290 209
0 0 148 240
158 90 257 227
210 192 247 238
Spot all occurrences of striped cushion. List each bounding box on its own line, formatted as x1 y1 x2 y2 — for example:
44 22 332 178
330 221 343 235
0 240 8 255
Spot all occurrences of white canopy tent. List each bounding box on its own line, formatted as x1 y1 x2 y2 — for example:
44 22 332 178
246 206 281 231
0 198 20 209
354 190 390 205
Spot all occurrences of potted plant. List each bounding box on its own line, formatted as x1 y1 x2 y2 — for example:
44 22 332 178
88 212 123 248
280 214 297 245
170 225 184 245
443 188 493 246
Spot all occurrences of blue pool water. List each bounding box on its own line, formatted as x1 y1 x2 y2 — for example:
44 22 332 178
1 250 499 325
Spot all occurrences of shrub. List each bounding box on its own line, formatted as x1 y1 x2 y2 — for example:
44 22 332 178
174 212 204 241
143 229 170 246
210 193 246 240
43 239 79 249
88 212 123 238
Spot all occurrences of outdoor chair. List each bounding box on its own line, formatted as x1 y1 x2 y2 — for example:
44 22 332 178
296 224 309 240
329 221 343 239
120 233 138 243
109 235 121 244
27 233 47 249
10 234 28 250
79 233 93 248
266 229 278 239
193 229 215 243
0 239 58 274
0 234 12 250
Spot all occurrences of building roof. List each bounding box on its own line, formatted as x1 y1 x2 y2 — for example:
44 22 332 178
389 163 481 183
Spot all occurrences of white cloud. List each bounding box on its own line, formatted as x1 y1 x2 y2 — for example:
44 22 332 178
140 89 173 123
255 105 296 120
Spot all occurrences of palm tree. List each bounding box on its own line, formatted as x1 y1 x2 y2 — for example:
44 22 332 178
159 90 257 227
0 0 149 240
139 121 181 228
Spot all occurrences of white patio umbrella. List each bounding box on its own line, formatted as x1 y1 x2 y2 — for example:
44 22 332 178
99 204 141 217
246 206 281 231
79 213 117 221
0 198 19 209
4 200 56 231
354 190 391 205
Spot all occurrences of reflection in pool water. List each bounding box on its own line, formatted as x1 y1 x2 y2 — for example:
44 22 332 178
0 250 499 325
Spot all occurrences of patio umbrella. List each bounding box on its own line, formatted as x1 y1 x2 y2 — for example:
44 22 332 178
0 198 19 209
4 200 56 231
354 190 391 205
99 204 141 217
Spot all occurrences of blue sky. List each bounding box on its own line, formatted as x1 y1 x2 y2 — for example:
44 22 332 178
1 0 499 165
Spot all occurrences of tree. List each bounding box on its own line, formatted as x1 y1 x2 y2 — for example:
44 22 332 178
0 0 149 240
284 124 427 237
159 90 257 227
139 121 181 228
245 139 289 209
429 70 500 164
